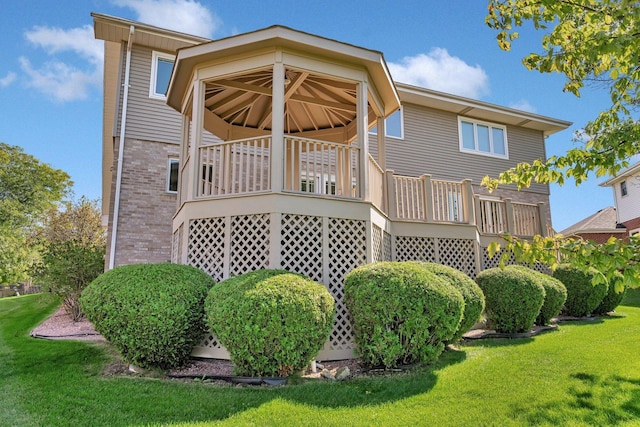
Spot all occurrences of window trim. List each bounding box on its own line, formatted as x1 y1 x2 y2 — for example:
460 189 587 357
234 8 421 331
369 107 404 139
166 158 179 194
620 180 628 197
458 117 509 159
150 51 175 100
630 228 640 237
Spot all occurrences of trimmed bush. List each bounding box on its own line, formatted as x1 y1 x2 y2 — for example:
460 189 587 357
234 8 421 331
344 262 464 368
80 263 215 369
411 262 485 342
506 266 567 326
593 271 626 315
553 264 608 317
205 270 334 377
476 267 545 333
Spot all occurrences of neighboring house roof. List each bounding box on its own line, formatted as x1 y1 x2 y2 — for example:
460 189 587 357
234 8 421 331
600 159 640 187
560 206 627 236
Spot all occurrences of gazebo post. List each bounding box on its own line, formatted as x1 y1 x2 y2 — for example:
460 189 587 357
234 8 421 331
271 56 285 194
357 80 369 201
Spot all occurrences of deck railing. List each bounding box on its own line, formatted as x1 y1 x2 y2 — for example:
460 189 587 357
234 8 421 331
393 175 426 220
284 136 360 197
431 179 468 223
198 137 271 197
477 199 508 235
194 135 545 236
368 155 385 212
476 197 544 237
512 202 541 236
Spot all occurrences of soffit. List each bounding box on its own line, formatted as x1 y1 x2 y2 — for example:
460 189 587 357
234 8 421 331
92 12 209 53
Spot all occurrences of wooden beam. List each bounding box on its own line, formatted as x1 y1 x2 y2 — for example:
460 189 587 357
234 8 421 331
214 79 272 96
289 94 356 112
284 71 308 101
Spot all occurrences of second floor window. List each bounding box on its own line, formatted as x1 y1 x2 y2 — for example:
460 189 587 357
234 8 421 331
621 180 628 197
150 51 175 99
459 117 508 159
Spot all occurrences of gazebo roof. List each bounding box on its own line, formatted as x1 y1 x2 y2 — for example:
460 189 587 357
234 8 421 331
167 25 400 134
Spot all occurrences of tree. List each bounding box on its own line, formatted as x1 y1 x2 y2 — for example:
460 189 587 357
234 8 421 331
36 197 105 321
484 1 640 288
485 0 640 188
0 143 71 284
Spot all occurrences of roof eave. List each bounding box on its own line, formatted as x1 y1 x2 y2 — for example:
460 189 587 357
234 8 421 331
92 12 210 51
600 160 640 186
395 82 571 136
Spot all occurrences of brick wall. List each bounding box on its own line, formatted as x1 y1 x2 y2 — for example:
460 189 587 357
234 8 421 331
106 138 179 268
623 216 640 236
573 231 628 244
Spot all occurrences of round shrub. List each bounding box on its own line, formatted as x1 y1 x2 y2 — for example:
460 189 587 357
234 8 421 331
593 271 626 315
506 266 567 326
476 267 545 333
205 270 334 377
344 262 464 368
80 263 215 369
411 262 485 342
552 264 608 317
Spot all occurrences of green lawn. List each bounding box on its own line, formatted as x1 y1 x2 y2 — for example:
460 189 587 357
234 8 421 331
2 292 640 426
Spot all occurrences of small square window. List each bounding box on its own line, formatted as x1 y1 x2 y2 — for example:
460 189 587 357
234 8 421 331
167 159 179 193
370 108 404 139
150 51 175 99
621 180 628 197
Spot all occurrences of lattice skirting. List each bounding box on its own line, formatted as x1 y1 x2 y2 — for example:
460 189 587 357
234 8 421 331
481 247 551 275
186 213 368 361
182 216 513 360
372 225 392 263
395 236 478 278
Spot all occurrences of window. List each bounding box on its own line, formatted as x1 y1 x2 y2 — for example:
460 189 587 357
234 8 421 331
167 159 179 193
448 192 462 222
150 51 175 99
621 180 628 197
300 177 337 195
370 108 403 139
458 117 508 158
630 228 640 237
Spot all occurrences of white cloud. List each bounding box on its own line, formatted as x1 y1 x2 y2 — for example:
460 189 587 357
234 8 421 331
25 25 103 66
19 57 101 102
112 0 221 38
0 72 16 87
22 25 103 102
388 48 489 99
509 99 537 113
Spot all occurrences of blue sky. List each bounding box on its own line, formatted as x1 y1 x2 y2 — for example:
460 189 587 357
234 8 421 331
1 0 617 231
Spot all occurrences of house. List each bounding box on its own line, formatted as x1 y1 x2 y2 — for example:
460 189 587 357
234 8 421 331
559 206 628 243
93 13 571 360
600 158 640 238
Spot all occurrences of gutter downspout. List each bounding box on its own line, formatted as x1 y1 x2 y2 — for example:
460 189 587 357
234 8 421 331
108 25 135 270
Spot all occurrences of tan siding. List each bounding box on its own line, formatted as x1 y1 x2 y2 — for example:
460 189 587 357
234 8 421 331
384 103 550 195
114 44 222 146
125 45 183 144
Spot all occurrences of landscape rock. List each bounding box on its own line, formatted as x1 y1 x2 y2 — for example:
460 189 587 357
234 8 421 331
335 366 350 380
321 368 335 380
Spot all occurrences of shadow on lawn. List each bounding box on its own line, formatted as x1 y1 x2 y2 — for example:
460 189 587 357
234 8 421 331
512 372 640 426
280 346 467 409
